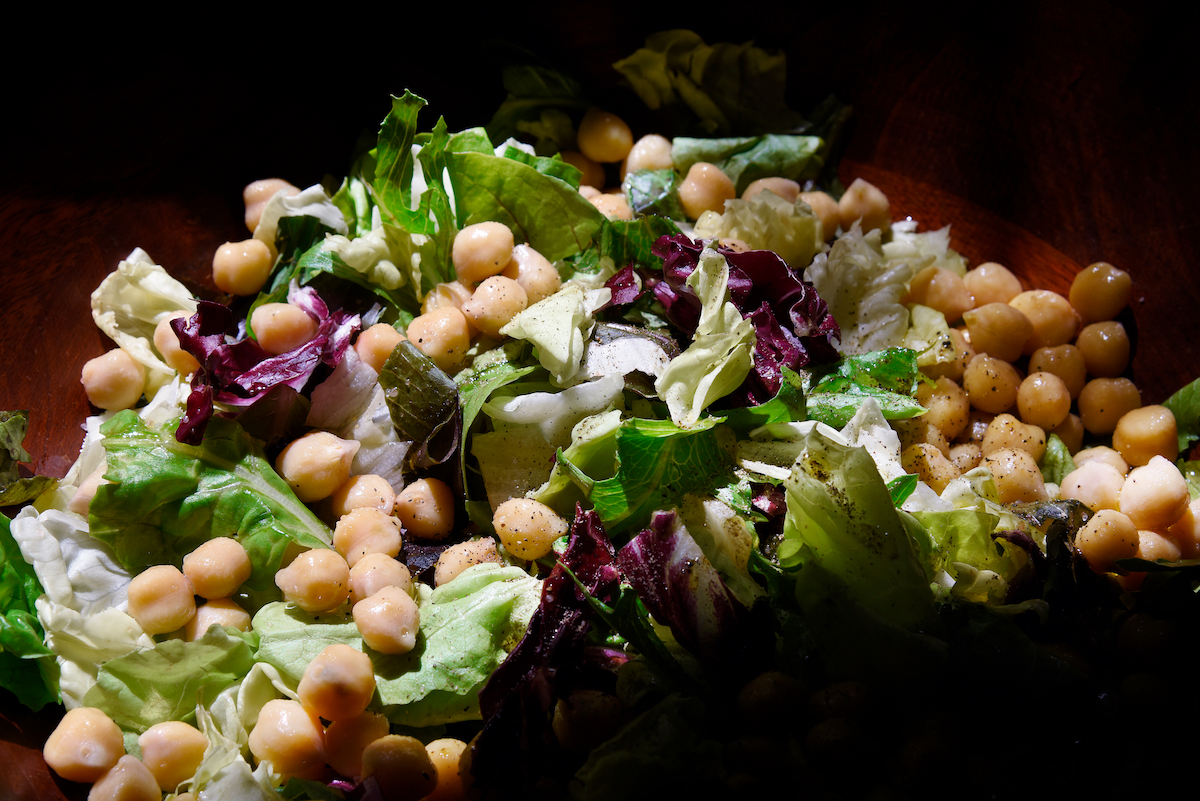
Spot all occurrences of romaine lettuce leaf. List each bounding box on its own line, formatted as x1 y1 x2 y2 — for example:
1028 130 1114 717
0 511 57 710
672 134 824 196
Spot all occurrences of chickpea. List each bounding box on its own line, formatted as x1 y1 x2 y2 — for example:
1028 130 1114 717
250 302 318 356
325 711 390 779
906 266 974 325
577 184 602 200
453 221 516 285
501 244 561 305
1028 344 1088 399
421 280 475 316
743 177 801 204
493 497 570 561
353 585 420 655
678 162 736 220
43 707 125 783
1069 261 1132 324
1112 405 1179 466
275 548 350 613
393 478 456 541
244 178 299 233
406 306 471 373
138 720 208 791
1008 289 1080 354
1076 320 1131 378
621 133 673 178
153 311 201 376
349 552 413 605
901 443 960 494
949 442 983 473
576 107 634 164
1073 445 1129 475
982 448 1048 504
961 302 1033 362
959 408 995 444
1050 413 1085 455
963 262 1023 306
1076 509 1140 573
248 698 327 779
589 191 634 221
798 191 841 241
460 275 529 338
738 670 806 731
981 413 1046 461
68 461 109 516
915 376 970 441
1136 529 1181 563
185 597 252 640
1060 460 1125 513
894 416 950 458
333 507 403 568
276 431 361 503
87 754 160 801
423 738 470 801
361 735 438 801
1167 498 1200 559
81 348 145 411
298 643 377 722
1077 377 1141 435
552 689 624 753
332 474 397 518
837 177 890 233
962 354 1021 414
1119 455 1190 530
127 564 196 636
183 537 252 600
355 323 405 373
434 538 504 587
1016 371 1072 431
560 150 606 190
212 238 274 297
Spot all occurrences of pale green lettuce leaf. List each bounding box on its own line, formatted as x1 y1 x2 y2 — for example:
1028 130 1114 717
903 304 956 372
882 220 967 276
500 284 594 386
692 189 824 270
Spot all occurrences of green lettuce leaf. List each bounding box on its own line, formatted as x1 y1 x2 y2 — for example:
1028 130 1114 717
671 134 824 196
378 341 462 473
0 410 57 506
0 511 57 710
1164 376 1200 453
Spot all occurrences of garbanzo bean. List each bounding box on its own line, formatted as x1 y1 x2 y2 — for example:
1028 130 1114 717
1050 412 1085 454
1008 289 1080 354
589 191 634 221
1016 371 1072 431
355 323 405 373
349 552 413 605
906 266 974 325
949 442 983 473
962 302 1033 362
331 474 397 518
1136 529 1181 563
621 133 674 178
560 151 606 190
798 190 841 241
1112 404 1178 466
915 376 970 441
138 720 208 792
1076 320 1131 378
501 244 561 305
1077 377 1141 435
423 738 470 801
743 177 801 203
493 497 570 561
678 162 736 220
127 564 196 636
981 413 1047 461
895 416 950 458
243 178 299 233
353 585 420 655
1060 460 1125 513
360 735 438 801
452 221 515 285
184 597 252 640
901 443 959 495
837 177 890 233
325 711 390 779
153 312 201 376
406 306 471 373
1119 455 1190 530
43 707 125 784
963 262 1023 306
1167 498 1200 559
1028 344 1088 399
298 643 376 722
247 698 327 779
67 461 108 516
576 107 634 164
393 478 456 540
421 280 474 317
958 408 995 444
434 538 504 587
183 537 252 600
962 354 1021 414
276 431 360 503
982 448 1048 504
333 507 403 568
1073 445 1129 475
213 238 275 296
81 348 145 411
1076 509 1139 573
275 548 350 613
460 275 529 338
88 754 160 801
1069 261 1132 324
250 302 318 356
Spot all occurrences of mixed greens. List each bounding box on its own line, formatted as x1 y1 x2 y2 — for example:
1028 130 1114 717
4 28 1200 801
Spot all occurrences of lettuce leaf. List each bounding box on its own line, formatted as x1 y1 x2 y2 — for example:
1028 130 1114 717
0 511 57 710
0 410 57 506
671 134 824 195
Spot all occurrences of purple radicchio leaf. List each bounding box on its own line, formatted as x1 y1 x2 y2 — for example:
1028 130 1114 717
597 264 647 311
616 509 748 663
472 505 622 796
171 283 360 444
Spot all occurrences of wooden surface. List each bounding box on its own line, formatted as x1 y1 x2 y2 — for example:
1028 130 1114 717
2 3 1197 797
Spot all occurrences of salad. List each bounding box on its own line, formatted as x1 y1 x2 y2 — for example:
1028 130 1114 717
4 29 1200 801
